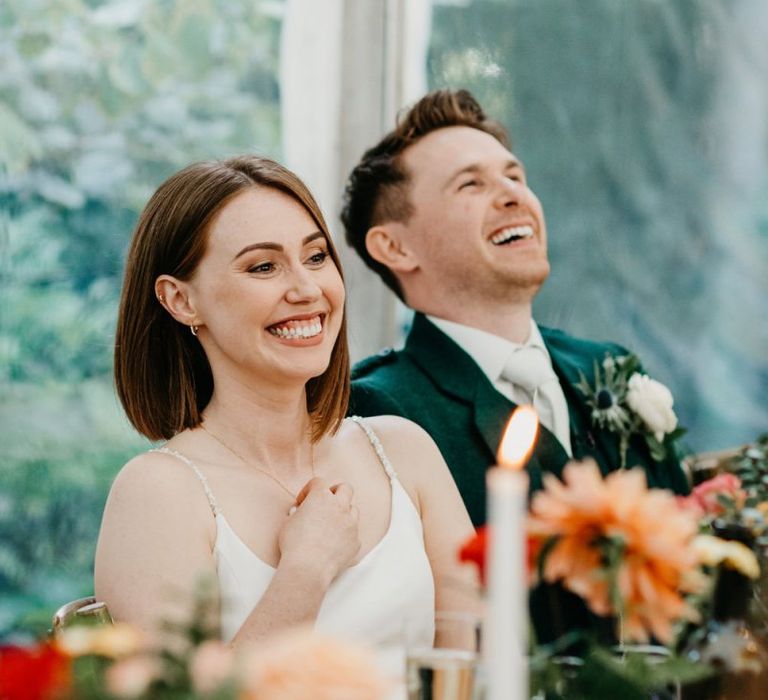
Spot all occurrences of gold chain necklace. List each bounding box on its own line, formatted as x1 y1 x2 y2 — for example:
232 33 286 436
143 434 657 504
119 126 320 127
200 423 314 500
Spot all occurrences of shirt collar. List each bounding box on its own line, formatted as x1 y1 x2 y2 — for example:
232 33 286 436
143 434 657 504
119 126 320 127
425 315 549 385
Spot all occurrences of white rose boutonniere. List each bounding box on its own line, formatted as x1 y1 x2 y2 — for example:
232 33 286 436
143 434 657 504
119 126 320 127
576 353 685 468
626 373 678 441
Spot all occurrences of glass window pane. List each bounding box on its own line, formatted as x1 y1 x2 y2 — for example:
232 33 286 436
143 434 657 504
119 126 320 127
0 0 283 637
428 0 768 451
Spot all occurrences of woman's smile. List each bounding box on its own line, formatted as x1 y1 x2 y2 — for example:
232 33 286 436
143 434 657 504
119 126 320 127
266 312 327 346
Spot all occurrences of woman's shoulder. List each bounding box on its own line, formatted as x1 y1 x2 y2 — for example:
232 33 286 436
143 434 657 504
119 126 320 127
346 415 444 481
347 414 433 446
106 446 213 517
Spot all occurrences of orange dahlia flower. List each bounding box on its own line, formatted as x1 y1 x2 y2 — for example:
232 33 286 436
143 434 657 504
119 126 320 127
528 459 704 644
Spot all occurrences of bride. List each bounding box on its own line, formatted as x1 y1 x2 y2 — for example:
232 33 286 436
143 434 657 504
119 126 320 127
95 155 475 650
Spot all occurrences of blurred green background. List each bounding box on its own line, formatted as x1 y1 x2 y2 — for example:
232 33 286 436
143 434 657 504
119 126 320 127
1 0 283 639
428 0 768 449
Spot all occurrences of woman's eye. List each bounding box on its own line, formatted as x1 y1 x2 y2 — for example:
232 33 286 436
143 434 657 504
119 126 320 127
307 251 328 266
248 262 275 274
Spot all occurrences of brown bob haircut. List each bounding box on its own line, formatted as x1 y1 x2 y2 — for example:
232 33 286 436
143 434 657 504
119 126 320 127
340 89 510 301
115 155 350 443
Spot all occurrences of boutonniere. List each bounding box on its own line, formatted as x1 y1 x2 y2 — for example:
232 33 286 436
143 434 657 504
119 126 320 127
575 353 685 468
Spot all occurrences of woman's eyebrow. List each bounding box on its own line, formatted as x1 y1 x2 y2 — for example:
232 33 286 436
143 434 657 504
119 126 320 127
232 231 324 261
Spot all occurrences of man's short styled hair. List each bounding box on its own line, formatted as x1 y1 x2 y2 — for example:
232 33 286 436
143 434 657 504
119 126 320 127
340 89 510 300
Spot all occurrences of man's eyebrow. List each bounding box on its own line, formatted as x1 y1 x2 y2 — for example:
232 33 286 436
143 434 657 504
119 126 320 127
233 231 325 261
442 159 523 189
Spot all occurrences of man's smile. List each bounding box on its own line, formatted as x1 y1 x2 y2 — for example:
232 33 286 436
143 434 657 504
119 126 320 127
489 224 535 246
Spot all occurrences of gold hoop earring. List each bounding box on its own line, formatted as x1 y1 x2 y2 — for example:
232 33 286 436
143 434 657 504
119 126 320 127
190 325 199 337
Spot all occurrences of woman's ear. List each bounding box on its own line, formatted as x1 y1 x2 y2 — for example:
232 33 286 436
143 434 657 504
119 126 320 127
155 276 202 331
365 224 419 273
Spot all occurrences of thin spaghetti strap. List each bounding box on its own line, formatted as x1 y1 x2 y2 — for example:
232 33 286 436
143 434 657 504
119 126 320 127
348 416 397 480
150 446 221 516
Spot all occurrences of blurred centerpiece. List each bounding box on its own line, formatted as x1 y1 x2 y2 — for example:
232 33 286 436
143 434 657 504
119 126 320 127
460 412 768 699
0 590 388 700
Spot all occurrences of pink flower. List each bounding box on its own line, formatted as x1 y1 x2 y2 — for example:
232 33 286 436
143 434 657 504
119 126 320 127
240 628 387 700
189 640 235 694
679 473 745 516
104 656 159 698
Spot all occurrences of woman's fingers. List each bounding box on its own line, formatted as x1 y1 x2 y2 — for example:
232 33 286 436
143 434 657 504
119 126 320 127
278 477 361 579
294 476 336 507
292 477 354 513
329 481 353 507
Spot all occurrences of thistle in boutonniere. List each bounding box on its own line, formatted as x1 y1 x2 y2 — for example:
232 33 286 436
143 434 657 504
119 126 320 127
575 353 685 468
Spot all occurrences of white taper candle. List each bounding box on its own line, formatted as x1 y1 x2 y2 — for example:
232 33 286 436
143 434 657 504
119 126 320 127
486 405 538 700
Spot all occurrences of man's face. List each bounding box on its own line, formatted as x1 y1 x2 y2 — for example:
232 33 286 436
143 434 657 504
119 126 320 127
396 125 549 308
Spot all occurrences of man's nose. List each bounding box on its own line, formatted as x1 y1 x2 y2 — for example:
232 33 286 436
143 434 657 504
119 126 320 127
285 267 322 303
494 177 521 208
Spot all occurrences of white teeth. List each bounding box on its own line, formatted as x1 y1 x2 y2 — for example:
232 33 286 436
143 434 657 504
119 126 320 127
491 225 534 245
268 317 323 339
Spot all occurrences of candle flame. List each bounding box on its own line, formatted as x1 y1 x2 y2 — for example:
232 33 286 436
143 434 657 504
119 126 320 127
498 405 539 470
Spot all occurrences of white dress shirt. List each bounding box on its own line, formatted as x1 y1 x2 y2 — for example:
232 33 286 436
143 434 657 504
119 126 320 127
426 315 573 456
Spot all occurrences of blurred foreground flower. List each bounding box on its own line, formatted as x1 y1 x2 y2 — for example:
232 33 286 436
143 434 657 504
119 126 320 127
56 622 144 658
528 459 705 644
459 525 542 587
692 534 761 579
678 473 746 517
105 655 161 698
0 643 70 700
241 628 388 700
189 639 235 694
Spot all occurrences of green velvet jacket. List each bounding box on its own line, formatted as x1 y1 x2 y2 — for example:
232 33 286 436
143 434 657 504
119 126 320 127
350 313 691 644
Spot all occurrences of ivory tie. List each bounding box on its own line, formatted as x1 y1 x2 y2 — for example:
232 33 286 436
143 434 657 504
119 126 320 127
501 345 572 455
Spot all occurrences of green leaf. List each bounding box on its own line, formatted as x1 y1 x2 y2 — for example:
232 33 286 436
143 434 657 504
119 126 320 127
646 434 667 461
619 353 642 377
667 426 687 442
570 648 648 700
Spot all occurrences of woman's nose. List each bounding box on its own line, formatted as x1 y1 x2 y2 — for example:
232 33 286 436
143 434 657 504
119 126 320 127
284 268 322 303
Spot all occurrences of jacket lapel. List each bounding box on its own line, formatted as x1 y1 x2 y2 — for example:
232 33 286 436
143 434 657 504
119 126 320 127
405 315 571 486
543 330 621 475
405 314 513 455
403 313 479 403
472 377 516 459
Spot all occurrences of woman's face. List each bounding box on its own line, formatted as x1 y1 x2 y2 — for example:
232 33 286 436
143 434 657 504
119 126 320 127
184 186 345 387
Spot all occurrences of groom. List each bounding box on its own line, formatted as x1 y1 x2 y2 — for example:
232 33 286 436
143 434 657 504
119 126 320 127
341 89 690 528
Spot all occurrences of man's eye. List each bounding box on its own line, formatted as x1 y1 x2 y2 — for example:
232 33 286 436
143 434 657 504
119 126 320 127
248 262 275 274
307 251 328 266
459 179 479 190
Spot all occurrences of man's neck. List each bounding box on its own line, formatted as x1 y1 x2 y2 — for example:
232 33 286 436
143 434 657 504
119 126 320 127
421 299 534 344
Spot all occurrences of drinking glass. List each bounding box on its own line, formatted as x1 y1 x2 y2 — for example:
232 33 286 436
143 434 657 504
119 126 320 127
406 611 483 700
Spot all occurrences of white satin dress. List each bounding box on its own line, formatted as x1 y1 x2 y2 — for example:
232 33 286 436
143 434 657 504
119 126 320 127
153 416 435 666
